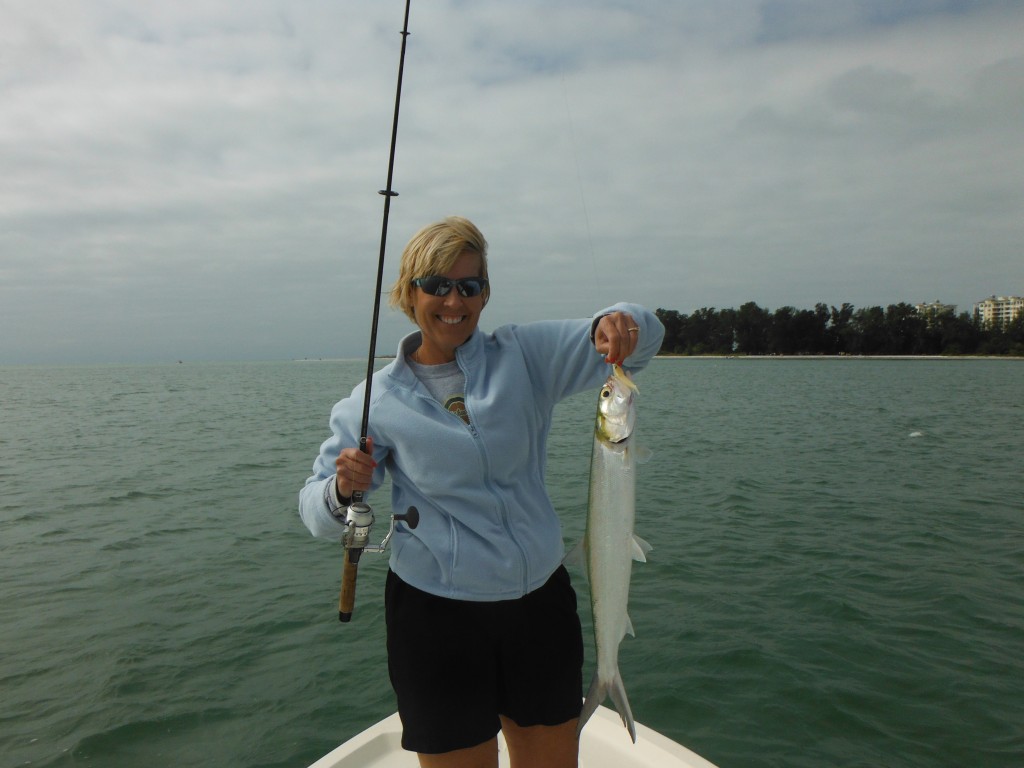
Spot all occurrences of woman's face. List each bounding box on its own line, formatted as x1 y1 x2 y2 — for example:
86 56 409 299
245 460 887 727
411 250 485 364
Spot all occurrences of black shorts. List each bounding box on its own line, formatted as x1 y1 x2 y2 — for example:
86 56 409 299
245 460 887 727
385 566 584 754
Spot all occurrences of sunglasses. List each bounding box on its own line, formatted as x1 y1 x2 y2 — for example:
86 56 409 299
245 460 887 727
411 275 489 298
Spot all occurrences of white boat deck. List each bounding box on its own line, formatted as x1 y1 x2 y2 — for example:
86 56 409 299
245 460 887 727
309 705 719 768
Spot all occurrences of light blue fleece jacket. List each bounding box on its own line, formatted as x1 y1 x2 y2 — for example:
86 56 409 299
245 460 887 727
298 302 664 601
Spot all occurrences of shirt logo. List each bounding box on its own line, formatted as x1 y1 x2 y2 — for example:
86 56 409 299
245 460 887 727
445 395 470 424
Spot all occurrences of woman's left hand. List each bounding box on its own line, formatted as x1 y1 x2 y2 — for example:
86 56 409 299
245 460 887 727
593 312 640 365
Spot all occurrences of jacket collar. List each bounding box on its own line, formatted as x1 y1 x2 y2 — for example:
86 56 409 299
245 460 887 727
390 328 484 387
455 326 484 367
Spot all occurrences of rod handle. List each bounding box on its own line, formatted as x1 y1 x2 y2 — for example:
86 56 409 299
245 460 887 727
338 549 361 622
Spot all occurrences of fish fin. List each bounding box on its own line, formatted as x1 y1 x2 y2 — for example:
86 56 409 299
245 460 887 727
608 671 637 743
634 445 654 464
576 672 605 738
577 668 637 743
624 614 635 639
630 535 652 562
562 540 585 570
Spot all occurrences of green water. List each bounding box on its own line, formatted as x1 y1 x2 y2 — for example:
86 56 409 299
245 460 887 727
2 358 1021 767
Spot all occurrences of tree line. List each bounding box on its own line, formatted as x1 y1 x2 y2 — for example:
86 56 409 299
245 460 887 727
656 302 1024 357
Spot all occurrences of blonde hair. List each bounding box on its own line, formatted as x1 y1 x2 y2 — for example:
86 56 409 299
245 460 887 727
389 216 490 322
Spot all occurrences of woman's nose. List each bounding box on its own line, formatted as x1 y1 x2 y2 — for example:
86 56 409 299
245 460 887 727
442 289 464 306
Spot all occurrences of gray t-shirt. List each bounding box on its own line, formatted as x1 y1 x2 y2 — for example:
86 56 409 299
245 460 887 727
408 359 470 424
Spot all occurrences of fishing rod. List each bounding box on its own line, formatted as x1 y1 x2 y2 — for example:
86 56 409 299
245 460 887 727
338 0 419 624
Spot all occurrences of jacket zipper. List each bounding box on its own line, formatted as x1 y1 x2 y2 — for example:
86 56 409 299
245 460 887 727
458 362 531 595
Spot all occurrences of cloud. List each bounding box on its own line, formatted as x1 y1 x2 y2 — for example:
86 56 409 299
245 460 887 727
2 1 1023 363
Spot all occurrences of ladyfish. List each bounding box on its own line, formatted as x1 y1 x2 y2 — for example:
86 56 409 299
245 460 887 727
573 363 651 743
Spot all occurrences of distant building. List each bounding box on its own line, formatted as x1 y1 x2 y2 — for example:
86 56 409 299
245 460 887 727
914 300 956 320
974 296 1024 327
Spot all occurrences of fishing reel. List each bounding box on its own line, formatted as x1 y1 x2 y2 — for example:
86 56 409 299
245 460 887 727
340 501 419 559
338 500 419 623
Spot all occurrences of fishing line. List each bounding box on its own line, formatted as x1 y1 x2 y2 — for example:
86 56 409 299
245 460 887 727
560 72 602 303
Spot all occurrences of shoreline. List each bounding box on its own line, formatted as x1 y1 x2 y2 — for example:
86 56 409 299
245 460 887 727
654 354 1023 361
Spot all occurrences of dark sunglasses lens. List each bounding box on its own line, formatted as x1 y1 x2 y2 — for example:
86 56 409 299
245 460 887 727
415 276 451 295
456 279 486 297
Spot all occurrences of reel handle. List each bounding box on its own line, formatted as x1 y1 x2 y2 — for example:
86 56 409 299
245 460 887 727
395 506 419 528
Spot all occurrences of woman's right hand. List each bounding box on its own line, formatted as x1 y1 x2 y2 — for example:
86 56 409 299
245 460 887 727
334 437 377 500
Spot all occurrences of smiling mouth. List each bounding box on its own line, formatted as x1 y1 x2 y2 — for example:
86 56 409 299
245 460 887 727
438 315 465 325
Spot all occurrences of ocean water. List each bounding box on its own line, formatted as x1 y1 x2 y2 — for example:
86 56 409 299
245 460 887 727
1 357 1021 768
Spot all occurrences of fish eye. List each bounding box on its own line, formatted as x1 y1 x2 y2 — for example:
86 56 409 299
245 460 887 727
601 388 611 398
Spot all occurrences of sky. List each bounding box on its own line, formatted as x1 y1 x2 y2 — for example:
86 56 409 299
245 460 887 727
2 0 1023 364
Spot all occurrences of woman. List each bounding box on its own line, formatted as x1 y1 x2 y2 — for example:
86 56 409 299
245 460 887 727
299 216 664 768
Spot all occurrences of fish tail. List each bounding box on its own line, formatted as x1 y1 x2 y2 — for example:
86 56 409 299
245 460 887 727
609 671 637 743
576 669 637 743
577 671 604 738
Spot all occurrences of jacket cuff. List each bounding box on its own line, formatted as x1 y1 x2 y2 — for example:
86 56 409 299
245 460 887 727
326 479 352 521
